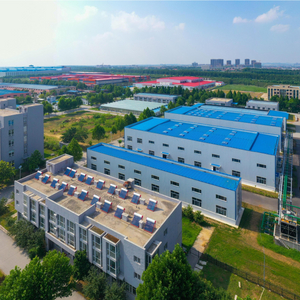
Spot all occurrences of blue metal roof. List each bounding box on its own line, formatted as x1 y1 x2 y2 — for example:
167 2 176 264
0 66 64 72
168 104 284 127
268 110 289 119
89 143 240 191
0 83 63 90
0 90 28 95
135 93 179 98
128 118 279 155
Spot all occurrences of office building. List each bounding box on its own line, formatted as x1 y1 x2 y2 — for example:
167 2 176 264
226 60 232 66
246 100 279 111
268 85 300 100
253 62 262 68
87 143 243 226
210 59 224 68
0 101 44 167
245 59 250 66
235 59 240 66
15 154 182 299
0 66 71 77
205 97 233 107
133 93 178 104
192 62 198 67
125 118 280 191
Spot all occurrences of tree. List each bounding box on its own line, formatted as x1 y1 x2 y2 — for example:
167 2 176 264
0 250 74 300
0 197 8 216
182 205 194 221
160 105 167 114
92 124 106 142
104 282 126 300
67 138 83 162
73 250 91 281
111 126 117 134
0 161 15 185
61 127 88 143
138 107 155 121
194 210 204 225
42 101 53 114
83 267 107 300
22 150 45 173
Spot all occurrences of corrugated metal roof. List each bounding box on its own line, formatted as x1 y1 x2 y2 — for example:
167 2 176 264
268 110 289 119
128 118 279 155
89 143 240 191
101 100 163 112
0 90 28 95
135 93 179 98
0 83 62 90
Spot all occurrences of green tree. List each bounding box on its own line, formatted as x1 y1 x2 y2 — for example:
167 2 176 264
22 150 45 173
73 250 91 281
138 107 155 121
92 124 106 142
194 210 204 225
61 127 88 143
111 126 117 134
66 138 83 162
104 282 126 300
42 101 53 114
83 266 107 300
0 161 15 185
160 105 167 114
0 197 8 216
0 251 74 300
182 205 194 221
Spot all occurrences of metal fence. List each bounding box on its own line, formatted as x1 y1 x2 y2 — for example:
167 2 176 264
201 254 300 300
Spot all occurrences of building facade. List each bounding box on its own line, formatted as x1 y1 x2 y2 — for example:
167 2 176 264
0 102 44 167
87 143 243 227
235 59 240 66
0 66 71 77
246 100 279 111
268 85 300 100
205 97 233 106
210 59 224 68
0 90 30 99
133 93 178 104
15 154 182 299
245 59 250 66
125 118 280 191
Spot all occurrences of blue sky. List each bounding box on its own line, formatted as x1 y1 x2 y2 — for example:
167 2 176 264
0 1 299 66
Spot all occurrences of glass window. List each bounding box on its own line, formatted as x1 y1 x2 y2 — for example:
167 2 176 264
151 175 159 180
118 173 125 180
149 150 155 156
178 147 185 150
58 215 65 228
178 157 184 163
192 187 201 194
212 154 220 158
170 190 179 199
194 161 201 167
216 205 227 216
40 217 45 229
104 160 110 165
232 170 240 177
93 249 101 265
91 164 97 170
134 169 141 174
67 233 75 247
31 211 36 223
134 178 141 186
127 145 132 150
192 197 202 207
194 150 201 154
151 184 159 192
30 199 36 210
49 210 56 223
164 242 168 250
163 143 169 147
149 140 154 144
137 138 142 143
67 220 75 234
91 156 97 160
257 176 266 184
127 136 132 141
257 163 266 168
80 241 87 251
118 165 125 169
80 228 87 241
58 228 65 241
134 272 141 280
104 168 110 175
134 256 141 264
164 228 168 236
49 223 56 235
232 158 240 163
93 235 101 250
216 194 227 201
170 181 179 186
40 205 45 216
23 196 27 206
107 257 116 274
106 243 116 258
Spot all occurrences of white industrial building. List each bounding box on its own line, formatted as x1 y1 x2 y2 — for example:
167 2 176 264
205 97 233 106
134 93 179 104
124 118 280 191
246 100 279 111
87 143 243 227
14 154 182 299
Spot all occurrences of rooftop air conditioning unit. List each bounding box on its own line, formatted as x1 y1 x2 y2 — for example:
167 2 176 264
140 198 145 205
139 220 144 229
56 183 60 190
74 192 79 198
122 213 129 222
39 176 43 181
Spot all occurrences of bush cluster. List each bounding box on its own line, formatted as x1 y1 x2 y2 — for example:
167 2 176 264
182 205 204 225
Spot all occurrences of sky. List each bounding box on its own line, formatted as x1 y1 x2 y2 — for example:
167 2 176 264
0 0 300 66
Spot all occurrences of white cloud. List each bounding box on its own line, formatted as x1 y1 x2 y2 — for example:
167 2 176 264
75 6 98 22
270 24 289 33
175 23 185 30
255 6 284 23
233 17 249 24
94 32 114 42
111 11 165 32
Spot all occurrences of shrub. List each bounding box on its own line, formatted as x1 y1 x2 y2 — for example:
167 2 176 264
194 211 204 225
183 205 194 221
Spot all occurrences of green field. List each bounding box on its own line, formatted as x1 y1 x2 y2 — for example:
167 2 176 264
182 216 202 252
217 84 267 93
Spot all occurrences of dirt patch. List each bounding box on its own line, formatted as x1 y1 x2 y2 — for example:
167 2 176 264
193 226 215 253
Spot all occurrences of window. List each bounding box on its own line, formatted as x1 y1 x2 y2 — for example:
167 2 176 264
194 150 201 154
164 228 168 236
232 170 240 177
151 175 159 180
9 140 14 147
31 211 36 223
232 158 240 163
16 189 19 194
80 241 87 251
134 169 141 175
127 136 132 141
216 194 227 201
194 161 201 167
49 210 56 223
49 223 56 235
39 205 45 216
106 243 116 259
9 150 14 157
125 283 137 296
93 249 101 265
170 181 179 187
192 187 201 194
178 157 184 163
80 228 87 242
137 138 142 143
40 217 45 229
134 272 141 280
30 199 36 211
192 197 202 207
134 178 141 186
170 190 179 199
10 160 15 167
151 184 159 192
92 235 101 250
58 215 65 228
216 205 227 216
118 173 125 180
91 164 97 170
257 163 266 169
164 242 168 251
149 140 154 144
149 150 155 156
9 129 14 137
104 160 110 165
134 256 141 264
163 143 169 147
104 168 110 175
67 233 75 247
58 228 65 241
91 156 97 160
106 257 116 275
257 176 266 185
127 145 132 150
23 196 27 206
178 146 185 151
118 165 125 169
67 220 75 234
212 154 220 158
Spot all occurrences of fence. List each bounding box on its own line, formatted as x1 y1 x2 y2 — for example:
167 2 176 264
201 254 300 300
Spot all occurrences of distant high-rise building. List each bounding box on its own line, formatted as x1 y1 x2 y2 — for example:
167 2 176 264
210 59 224 68
235 59 240 66
251 60 256 66
192 62 198 67
226 60 231 65
245 59 250 66
253 62 262 68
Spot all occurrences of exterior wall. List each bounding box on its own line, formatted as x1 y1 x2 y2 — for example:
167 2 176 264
246 101 279 111
205 99 233 106
134 94 178 104
0 98 16 109
268 85 300 100
0 92 30 99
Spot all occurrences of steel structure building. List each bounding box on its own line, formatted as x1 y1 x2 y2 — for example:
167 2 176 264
246 100 279 111
0 89 30 99
0 66 70 77
134 93 179 104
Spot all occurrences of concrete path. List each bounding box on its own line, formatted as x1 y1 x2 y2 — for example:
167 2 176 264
242 190 278 211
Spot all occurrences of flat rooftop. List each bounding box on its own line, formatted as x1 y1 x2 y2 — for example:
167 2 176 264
0 108 19 116
247 100 278 106
89 143 240 191
101 99 164 112
21 163 179 247
206 98 233 102
167 104 284 127
127 117 279 155
0 83 64 90
135 93 179 98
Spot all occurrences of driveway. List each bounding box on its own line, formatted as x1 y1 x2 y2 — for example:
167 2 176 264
242 190 278 211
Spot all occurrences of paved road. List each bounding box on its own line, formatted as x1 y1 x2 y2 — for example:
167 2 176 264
242 190 278 211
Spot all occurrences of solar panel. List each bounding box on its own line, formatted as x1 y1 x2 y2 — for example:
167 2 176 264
96 180 105 190
78 190 88 201
50 178 59 188
147 199 157 211
34 171 42 180
85 176 94 185
144 218 156 233
101 200 112 213
107 184 117 195
67 185 76 196
131 213 143 227
114 205 125 219
91 195 100 205
131 193 141 204
64 167 71 176
42 175 50 184
119 188 128 199
59 182 68 192
69 169 76 178
78 173 86 182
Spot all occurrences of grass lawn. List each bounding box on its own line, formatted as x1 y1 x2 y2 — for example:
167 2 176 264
182 216 202 252
203 203 300 296
0 201 17 230
217 84 267 93
44 148 60 160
